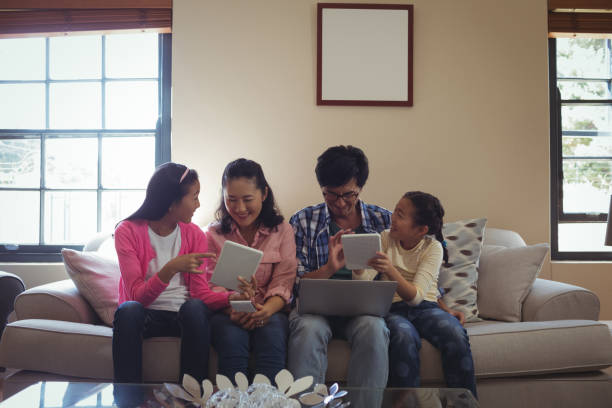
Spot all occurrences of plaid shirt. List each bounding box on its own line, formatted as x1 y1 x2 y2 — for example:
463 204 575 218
289 201 391 279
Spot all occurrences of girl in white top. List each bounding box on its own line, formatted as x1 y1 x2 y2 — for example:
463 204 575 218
362 191 477 398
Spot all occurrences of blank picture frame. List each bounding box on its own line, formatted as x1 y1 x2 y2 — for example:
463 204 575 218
317 3 414 106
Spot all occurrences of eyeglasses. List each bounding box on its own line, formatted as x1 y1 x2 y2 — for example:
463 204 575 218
322 190 360 203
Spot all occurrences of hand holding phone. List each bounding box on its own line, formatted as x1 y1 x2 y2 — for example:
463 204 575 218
230 300 256 313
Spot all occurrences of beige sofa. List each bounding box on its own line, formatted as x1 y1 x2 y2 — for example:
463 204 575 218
1 228 611 384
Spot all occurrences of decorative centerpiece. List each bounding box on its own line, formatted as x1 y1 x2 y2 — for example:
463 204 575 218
164 369 349 407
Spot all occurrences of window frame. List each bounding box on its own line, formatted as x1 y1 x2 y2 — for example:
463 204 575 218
0 33 172 262
549 37 612 261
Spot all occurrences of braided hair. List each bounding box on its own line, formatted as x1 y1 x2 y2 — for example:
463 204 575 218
402 191 448 263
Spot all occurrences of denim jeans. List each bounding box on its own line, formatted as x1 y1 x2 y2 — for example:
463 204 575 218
210 312 289 384
112 298 213 383
386 301 477 398
287 309 389 388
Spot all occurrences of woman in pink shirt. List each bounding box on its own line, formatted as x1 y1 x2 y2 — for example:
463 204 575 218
207 158 297 383
113 162 248 385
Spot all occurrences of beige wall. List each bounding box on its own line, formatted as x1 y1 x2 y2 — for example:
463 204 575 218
0 263 67 290
172 0 551 238
170 0 611 318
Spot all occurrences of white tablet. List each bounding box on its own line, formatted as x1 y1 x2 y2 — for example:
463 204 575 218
341 233 382 270
210 240 263 291
230 300 256 313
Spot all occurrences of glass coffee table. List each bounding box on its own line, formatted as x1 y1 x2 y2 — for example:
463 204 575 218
0 381 478 407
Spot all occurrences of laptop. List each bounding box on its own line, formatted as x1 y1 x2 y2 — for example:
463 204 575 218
297 279 398 317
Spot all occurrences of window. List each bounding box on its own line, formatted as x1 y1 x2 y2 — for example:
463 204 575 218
0 33 171 262
550 37 612 260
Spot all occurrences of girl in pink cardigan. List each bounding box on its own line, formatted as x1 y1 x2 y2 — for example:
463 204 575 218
113 162 248 384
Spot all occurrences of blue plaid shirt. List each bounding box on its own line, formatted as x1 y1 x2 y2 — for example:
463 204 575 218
289 201 391 279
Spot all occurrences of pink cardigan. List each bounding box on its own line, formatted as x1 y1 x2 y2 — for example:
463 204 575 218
114 219 230 311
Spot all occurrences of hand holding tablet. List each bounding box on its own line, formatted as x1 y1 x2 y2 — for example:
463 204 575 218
210 240 263 291
341 233 382 270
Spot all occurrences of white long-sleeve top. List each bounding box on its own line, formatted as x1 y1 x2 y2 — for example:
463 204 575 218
354 230 443 305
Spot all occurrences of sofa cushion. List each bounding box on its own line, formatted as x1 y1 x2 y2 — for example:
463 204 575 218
439 218 487 322
2 319 610 384
477 244 549 322
0 319 180 383
62 249 120 326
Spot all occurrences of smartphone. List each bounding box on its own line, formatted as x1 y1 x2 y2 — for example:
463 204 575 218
230 300 256 313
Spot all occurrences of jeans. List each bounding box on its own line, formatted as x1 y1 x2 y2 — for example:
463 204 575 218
287 309 389 387
210 312 289 384
112 298 213 383
386 301 477 398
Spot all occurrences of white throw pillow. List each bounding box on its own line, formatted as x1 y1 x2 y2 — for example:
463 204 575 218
477 244 549 322
439 218 487 322
62 248 120 326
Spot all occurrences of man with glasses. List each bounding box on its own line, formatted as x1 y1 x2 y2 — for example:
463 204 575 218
287 145 391 388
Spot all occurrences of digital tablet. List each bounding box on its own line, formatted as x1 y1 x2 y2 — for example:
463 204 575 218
230 300 256 313
210 240 263 291
341 233 382 270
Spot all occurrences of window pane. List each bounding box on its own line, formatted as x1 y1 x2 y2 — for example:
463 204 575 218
101 136 154 188
44 191 97 244
563 136 612 157
0 138 40 188
558 80 611 100
49 35 101 80
101 190 145 233
0 191 39 244
559 223 609 252
45 137 97 188
557 38 610 79
105 81 158 129
50 83 101 129
0 84 45 129
561 105 612 133
0 38 45 80
562 159 612 213
105 33 158 78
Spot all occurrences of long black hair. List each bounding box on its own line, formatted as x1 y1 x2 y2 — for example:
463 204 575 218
403 191 448 263
124 162 198 222
215 158 283 234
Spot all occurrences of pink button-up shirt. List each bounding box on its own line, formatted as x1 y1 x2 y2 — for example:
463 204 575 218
205 221 297 306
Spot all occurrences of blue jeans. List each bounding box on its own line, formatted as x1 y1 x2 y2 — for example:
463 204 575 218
386 301 477 398
210 312 289 384
112 298 213 383
287 309 389 387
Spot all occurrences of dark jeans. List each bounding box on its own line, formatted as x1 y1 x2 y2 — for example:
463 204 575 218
112 298 213 383
386 301 478 398
210 312 289 384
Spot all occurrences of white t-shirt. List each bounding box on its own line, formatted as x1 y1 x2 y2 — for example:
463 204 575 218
146 225 189 312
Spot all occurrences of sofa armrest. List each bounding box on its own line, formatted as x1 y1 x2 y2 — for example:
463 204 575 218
522 278 600 322
15 279 99 325
0 271 25 340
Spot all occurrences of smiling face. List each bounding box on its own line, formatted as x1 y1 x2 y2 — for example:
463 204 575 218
223 177 268 229
390 197 429 243
321 178 361 219
170 179 200 223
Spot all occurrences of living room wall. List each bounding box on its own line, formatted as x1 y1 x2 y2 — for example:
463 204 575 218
172 0 551 245
170 0 610 318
